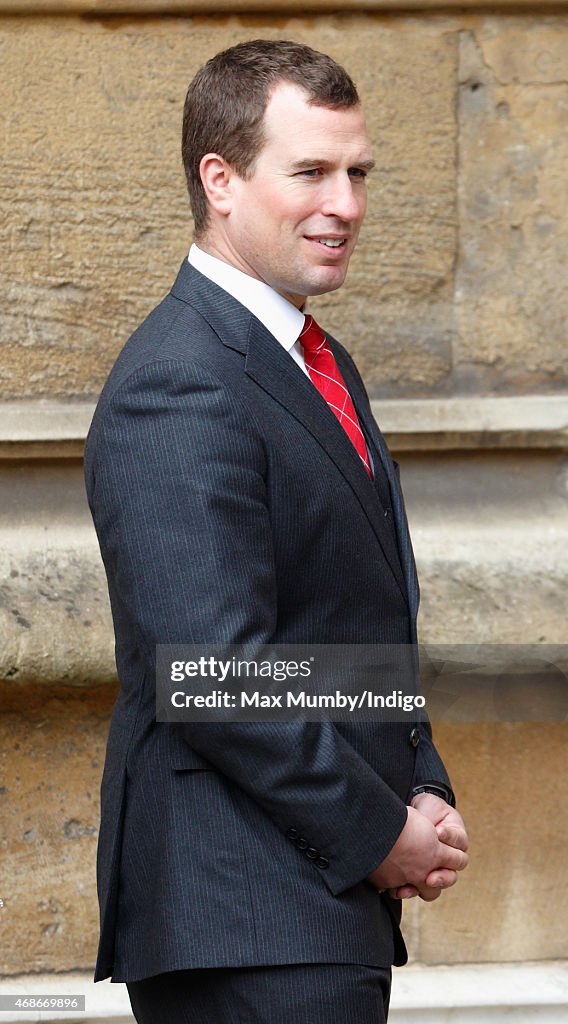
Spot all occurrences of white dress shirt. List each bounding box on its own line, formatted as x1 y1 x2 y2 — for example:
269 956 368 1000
188 244 309 376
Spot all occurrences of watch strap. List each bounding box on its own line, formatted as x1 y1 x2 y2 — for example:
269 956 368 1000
410 782 456 808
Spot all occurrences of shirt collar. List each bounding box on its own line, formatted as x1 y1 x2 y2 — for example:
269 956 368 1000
188 244 305 354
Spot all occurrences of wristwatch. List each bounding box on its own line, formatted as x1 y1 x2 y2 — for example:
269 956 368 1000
410 782 456 808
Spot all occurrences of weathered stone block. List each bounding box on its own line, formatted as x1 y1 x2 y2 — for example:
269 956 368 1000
2 695 566 974
455 20 568 394
310 21 458 396
0 684 116 975
2 14 567 402
404 723 568 964
0 462 115 685
0 15 459 398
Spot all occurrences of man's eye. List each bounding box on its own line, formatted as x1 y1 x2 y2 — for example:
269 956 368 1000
348 168 367 180
298 168 321 178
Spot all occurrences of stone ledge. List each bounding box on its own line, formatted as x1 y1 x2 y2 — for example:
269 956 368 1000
0 403 93 461
1 0 567 13
391 961 568 1022
0 975 131 1022
0 395 566 458
1 522 567 682
0 963 566 1022
372 394 568 451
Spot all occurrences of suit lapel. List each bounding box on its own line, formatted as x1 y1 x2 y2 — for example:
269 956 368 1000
334 344 420 622
244 322 409 609
171 260 410 608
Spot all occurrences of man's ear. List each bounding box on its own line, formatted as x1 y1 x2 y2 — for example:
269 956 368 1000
199 153 234 217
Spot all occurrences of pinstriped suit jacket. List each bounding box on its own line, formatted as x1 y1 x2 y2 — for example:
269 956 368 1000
84 259 452 983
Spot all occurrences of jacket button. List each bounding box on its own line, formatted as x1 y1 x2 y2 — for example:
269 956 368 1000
287 827 299 840
315 856 329 869
297 837 309 850
409 727 420 748
306 847 319 860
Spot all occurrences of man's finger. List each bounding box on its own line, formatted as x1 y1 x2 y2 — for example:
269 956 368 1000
388 885 419 900
436 824 469 852
436 842 469 872
415 884 442 903
424 867 458 889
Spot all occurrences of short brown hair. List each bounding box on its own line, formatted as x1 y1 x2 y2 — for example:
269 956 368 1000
182 39 360 237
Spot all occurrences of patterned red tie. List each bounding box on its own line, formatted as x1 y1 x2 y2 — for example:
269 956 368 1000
300 315 373 479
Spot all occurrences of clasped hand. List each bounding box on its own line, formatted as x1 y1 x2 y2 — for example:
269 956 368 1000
367 793 469 902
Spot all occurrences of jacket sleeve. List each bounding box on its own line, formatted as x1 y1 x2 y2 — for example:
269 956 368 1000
412 719 454 797
87 357 409 896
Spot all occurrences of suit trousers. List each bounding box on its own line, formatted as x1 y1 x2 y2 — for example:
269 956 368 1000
126 963 392 1024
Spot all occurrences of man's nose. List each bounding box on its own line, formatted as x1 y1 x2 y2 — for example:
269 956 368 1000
321 175 363 222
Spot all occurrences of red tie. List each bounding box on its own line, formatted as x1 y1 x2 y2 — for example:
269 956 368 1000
300 315 373 479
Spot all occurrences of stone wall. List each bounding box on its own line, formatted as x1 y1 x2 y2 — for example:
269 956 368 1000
1 0 567 998
2 10 567 398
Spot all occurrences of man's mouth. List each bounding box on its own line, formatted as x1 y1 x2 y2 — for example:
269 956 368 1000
306 237 347 249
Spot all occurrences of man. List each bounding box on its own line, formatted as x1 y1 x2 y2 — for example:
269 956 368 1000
85 39 468 1024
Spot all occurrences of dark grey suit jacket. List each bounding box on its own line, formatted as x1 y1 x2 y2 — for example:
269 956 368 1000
84 259 452 983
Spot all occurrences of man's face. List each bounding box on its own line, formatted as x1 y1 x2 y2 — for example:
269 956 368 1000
207 81 374 308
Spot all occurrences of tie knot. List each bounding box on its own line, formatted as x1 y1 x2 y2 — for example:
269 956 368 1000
299 315 327 355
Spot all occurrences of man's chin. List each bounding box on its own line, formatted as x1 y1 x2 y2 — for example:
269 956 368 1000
304 268 349 297
276 267 349 306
